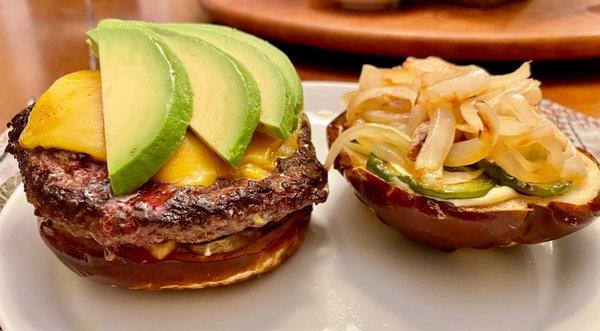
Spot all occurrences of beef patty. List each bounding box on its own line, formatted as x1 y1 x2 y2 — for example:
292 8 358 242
6 105 328 250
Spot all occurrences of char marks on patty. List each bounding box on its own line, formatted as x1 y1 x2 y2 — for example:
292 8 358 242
6 105 328 249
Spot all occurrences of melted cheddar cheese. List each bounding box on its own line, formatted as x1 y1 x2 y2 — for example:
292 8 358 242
20 70 298 187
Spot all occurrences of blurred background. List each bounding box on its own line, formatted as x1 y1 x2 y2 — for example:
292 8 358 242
0 0 598 125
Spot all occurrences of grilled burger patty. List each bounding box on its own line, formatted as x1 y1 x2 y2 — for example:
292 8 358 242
6 105 328 250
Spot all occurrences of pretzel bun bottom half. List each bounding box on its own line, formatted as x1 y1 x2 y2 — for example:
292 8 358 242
327 113 600 250
39 207 312 290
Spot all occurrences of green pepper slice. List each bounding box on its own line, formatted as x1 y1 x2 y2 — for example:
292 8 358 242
366 154 495 200
477 160 571 197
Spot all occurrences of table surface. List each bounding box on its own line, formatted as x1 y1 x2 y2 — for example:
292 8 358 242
0 0 598 128
200 0 600 61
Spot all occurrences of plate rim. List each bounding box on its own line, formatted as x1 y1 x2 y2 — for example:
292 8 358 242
0 183 25 331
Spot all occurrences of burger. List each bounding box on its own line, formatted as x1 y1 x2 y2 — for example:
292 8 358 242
326 57 600 250
6 20 327 289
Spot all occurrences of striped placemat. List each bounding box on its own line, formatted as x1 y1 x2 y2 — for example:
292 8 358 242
0 99 598 210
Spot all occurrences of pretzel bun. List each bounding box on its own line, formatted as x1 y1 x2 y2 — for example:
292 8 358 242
328 113 600 250
39 207 311 290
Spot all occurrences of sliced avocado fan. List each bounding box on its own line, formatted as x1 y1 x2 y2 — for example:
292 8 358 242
88 21 303 138
90 20 261 169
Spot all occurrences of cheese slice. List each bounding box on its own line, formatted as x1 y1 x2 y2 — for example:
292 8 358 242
446 186 519 207
155 130 298 186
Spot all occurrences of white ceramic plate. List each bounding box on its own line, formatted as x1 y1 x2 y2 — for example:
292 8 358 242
1 82 599 331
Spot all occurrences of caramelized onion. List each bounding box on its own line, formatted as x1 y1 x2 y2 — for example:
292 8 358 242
499 116 530 136
415 105 455 185
441 169 484 184
344 149 369 166
492 142 545 183
341 91 359 110
325 123 410 170
333 57 587 190
498 92 538 126
346 86 417 122
480 78 541 108
552 126 570 150
508 149 542 172
345 142 370 155
422 67 490 104
504 121 554 148
492 141 562 183
404 56 459 77
460 99 484 132
445 104 499 166
539 139 565 178
478 90 504 107
455 123 479 134
381 67 419 86
357 137 411 170
489 62 531 88
358 64 383 91
404 104 428 135
519 81 542 105
362 109 410 125
445 139 487 167
561 144 586 181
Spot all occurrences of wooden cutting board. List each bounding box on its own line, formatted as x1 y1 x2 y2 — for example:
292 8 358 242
199 0 600 60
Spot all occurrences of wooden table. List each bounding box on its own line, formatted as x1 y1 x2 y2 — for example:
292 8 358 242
0 0 598 128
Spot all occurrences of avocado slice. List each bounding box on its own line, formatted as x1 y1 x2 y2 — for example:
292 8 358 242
477 160 572 197
366 154 495 200
97 21 193 196
148 24 295 139
145 27 261 167
167 24 303 131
